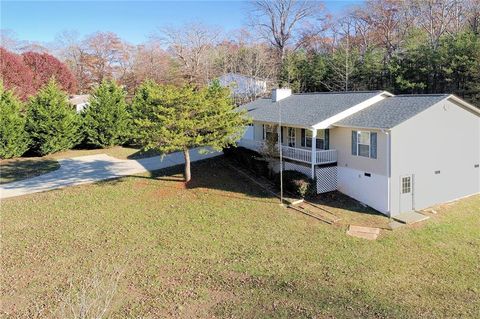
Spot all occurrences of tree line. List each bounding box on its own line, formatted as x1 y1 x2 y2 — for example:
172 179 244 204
2 0 479 105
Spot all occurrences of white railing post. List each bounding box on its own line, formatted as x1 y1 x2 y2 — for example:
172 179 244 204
311 129 316 178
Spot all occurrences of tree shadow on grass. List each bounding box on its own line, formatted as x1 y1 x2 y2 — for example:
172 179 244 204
127 157 277 202
310 191 384 217
0 158 60 184
126 148 161 160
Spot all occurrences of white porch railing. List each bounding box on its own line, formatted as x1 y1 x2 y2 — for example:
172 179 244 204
237 139 337 165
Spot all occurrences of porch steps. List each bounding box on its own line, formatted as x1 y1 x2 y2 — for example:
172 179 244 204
289 201 341 224
346 225 381 240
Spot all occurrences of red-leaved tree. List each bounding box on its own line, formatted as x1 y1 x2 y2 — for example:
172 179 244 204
0 47 35 100
22 52 77 94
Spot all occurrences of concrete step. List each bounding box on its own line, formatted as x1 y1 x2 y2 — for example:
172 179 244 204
346 225 381 240
392 211 430 225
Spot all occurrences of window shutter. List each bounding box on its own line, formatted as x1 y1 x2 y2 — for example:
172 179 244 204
262 125 265 140
281 126 284 143
324 129 330 150
370 132 377 159
351 131 357 155
301 129 305 147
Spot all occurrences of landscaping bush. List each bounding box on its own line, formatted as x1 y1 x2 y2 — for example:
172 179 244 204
274 170 316 198
0 83 30 159
82 80 130 148
26 79 81 156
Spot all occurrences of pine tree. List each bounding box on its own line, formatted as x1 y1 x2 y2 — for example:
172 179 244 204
0 83 30 159
132 80 249 182
82 80 130 147
26 79 81 155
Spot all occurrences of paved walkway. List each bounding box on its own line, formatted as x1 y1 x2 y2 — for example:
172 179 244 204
0 148 220 199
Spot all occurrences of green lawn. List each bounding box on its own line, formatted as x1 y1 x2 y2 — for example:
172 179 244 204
1 158 479 318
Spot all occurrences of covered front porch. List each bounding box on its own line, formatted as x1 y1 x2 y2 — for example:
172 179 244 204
239 123 337 166
238 139 337 165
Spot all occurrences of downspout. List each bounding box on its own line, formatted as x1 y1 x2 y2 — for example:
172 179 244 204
384 130 391 217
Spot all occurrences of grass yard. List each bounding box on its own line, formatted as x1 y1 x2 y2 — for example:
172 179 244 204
1 158 479 318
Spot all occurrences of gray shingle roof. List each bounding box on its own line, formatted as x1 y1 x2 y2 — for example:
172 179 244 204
336 94 450 129
238 91 384 127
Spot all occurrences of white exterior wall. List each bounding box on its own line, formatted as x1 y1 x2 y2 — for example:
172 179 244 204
337 167 389 213
390 99 480 215
218 74 267 97
330 126 390 214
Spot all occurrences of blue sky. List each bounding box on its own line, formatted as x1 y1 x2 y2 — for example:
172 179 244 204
2 1 363 44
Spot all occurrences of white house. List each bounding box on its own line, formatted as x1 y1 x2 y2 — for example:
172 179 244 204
237 89 480 216
69 94 90 113
218 73 268 102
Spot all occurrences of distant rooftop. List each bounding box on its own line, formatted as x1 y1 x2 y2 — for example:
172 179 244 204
69 94 90 105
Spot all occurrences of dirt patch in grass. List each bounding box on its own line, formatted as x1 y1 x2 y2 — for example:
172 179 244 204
0 158 60 184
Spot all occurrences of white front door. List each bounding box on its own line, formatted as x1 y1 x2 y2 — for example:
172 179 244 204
399 174 414 212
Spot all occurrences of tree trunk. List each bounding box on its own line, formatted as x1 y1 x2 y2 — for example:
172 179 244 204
183 147 191 183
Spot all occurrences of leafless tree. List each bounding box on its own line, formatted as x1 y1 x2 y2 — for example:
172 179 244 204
55 30 91 93
0 29 21 52
129 40 180 88
153 23 221 85
82 32 127 83
409 0 461 49
248 0 325 63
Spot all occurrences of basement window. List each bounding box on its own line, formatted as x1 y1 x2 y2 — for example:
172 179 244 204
475 164 479 168
435 170 441 174
364 172 371 177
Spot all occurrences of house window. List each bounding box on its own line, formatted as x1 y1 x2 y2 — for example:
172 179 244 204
357 131 370 157
305 130 324 149
287 127 295 147
401 176 411 194
263 124 277 142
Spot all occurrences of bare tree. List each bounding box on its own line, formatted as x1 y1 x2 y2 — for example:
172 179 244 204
129 40 180 88
409 0 460 49
319 16 357 92
0 29 22 52
55 30 91 93
82 32 126 84
153 23 220 85
249 0 325 63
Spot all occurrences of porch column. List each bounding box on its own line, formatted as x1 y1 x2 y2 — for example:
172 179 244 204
277 125 283 171
311 128 316 179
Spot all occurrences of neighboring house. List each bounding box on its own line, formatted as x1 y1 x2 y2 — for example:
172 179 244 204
238 89 480 216
217 73 268 103
69 94 90 112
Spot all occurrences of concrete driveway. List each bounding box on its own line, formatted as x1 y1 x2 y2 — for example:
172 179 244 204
0 148 219 199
